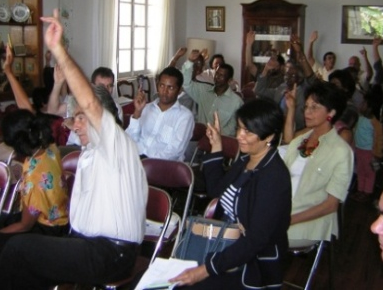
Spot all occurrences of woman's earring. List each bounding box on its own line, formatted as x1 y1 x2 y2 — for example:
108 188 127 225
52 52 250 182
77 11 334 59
266 142 271 147
326 115 332 122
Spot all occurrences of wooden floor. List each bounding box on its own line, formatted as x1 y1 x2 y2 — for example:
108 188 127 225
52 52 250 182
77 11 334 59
283 188 383 290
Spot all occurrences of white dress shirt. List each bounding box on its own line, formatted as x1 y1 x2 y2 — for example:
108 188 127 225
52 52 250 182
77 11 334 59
126 99 194 161
70 111 148 243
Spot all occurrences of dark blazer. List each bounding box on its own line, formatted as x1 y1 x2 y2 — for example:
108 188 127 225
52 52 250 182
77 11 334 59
202 148 291 289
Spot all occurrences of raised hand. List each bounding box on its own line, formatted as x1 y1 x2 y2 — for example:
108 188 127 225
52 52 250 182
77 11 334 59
285 83 297 111
175 47 187 59
188 49 201 62
132 90 147 119
41 9 64 54
3 45 14 74
206 111 222 152
290 34 303 53
360 46 367 57
309 30 318 43
372 37 382 48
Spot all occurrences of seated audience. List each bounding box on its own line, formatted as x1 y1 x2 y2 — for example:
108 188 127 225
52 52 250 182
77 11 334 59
283 81 353 247
126 67 194 161
0 45 69 247
0 9 148 288
255 58 307 131
180 49 243 137
170 100 291 289
307 30 336 81
245 30 284 88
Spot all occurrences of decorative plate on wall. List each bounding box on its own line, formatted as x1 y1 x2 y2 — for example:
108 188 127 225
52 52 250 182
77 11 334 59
11 3 30 23
0 4 11 23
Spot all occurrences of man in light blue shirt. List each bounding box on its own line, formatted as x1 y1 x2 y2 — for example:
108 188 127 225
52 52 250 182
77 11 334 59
126 67 194 161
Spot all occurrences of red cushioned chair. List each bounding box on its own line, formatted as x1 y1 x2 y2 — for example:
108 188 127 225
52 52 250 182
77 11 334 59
61 150 81 174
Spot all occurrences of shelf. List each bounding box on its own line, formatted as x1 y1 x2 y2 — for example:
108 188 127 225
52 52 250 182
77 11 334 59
254 34 290 41
253 56 270 63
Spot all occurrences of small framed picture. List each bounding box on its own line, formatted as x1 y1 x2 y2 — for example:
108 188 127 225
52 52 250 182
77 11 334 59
341 5 383 44
206 6 225 32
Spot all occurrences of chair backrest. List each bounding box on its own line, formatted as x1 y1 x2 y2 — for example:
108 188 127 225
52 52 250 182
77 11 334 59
0 161 12 212
190 123 207 142
137 75 151 101
190 135 240 166
2 178 21 214
64 171 76 199
141 158 194 248
117 79 135 99
146 186 172 264
61 150 81 174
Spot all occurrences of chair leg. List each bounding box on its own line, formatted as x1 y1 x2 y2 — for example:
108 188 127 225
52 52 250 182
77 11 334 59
304 241 325 290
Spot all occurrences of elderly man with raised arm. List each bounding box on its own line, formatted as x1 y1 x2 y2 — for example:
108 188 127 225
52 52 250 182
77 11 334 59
0 9 148 289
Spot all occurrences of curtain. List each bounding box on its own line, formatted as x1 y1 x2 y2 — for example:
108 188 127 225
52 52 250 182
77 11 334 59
92 0 117 72
156 0 175 74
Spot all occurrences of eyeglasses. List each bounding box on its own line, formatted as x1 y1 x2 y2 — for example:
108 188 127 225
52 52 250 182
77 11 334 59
303 104 324 113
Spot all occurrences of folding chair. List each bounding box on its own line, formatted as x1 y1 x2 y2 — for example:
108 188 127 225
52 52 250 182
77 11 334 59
141 158 194 251
102 186 173 289
283 240 329 290
0 161 12 213
61 150 81 174
189 135 240 214
203 197 219 219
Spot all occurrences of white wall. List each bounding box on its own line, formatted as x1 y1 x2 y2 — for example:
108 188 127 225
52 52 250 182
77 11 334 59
43 0 96 78
175 0 383 82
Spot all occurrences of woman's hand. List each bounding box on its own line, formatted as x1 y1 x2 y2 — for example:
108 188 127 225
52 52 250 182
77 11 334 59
3 45 14 74
207 111 222 152
169 265 209 286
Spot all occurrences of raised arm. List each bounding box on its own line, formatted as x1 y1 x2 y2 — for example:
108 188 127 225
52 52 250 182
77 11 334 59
245 30 258 77
306 31 318 67
41 9 103 130
360 46 373 82
291 34 314 78
168 47 187 68
372 37 383 85
282 84 297 144
46 64 67 116
3 46 34 112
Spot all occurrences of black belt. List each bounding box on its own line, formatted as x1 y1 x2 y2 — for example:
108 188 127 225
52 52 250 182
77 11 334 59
69 230 139 250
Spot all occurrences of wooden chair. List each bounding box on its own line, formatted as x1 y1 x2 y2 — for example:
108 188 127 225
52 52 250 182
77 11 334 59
61 150 81 174
117 79 135 99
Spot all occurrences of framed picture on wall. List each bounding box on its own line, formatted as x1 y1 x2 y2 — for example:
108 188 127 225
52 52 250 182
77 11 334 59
206 6 225 32
341 5 383 44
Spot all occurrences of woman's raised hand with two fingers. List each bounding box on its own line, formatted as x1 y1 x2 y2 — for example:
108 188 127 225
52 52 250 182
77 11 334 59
206 111 222 153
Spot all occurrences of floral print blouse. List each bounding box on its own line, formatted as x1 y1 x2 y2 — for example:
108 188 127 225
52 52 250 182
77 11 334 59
21 144 69 227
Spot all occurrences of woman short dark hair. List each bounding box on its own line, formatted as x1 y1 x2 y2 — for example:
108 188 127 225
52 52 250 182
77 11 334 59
2 109 54 156
236 98 284 147
304 81 347 124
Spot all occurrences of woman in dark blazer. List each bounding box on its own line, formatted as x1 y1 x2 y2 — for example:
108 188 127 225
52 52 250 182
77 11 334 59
171 99 292 289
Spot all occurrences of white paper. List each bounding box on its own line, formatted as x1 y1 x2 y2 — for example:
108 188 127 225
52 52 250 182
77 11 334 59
134 258 198 290
145 213 179 239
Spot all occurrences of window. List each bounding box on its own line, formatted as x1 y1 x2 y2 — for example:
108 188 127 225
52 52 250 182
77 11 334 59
117 0 163 78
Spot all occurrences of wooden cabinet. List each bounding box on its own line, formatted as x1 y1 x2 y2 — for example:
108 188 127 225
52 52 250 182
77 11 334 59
241 0 306 86
0 0 43 101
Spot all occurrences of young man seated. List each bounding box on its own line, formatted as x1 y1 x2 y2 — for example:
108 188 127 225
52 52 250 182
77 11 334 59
126 67 194 161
